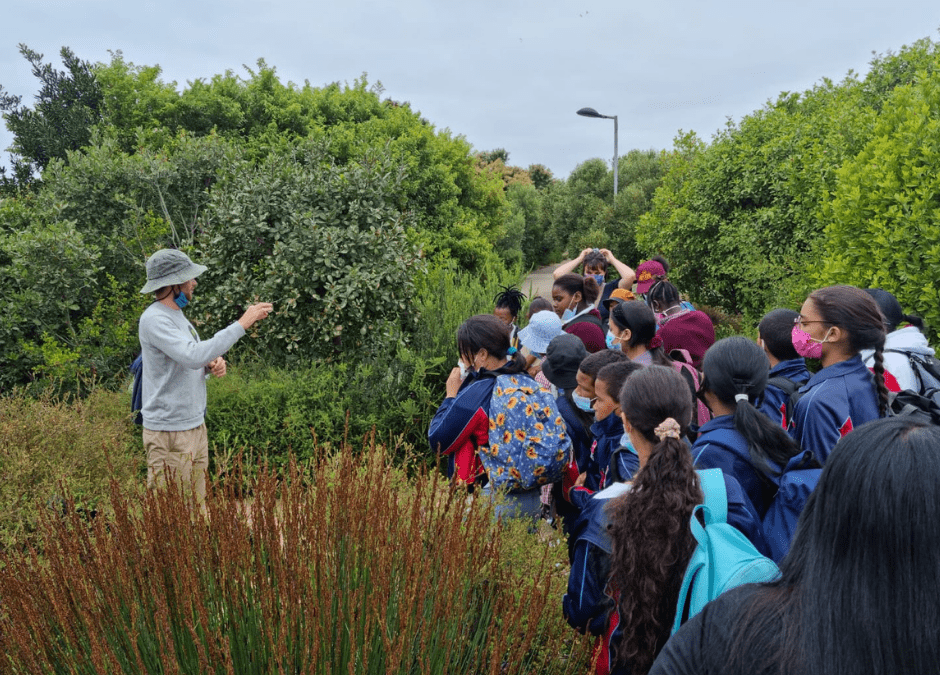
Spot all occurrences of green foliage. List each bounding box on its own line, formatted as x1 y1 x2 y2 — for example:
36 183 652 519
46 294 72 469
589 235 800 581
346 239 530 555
0 216 102 390
640 37 940 322
198 140 422 362
93 54 512 274
20 275 150 396
0 44 103 184
0 443 592 673
205 347 443 473
0 389 141 551
533 152 669 269
411 258 522 369
819 58 940 342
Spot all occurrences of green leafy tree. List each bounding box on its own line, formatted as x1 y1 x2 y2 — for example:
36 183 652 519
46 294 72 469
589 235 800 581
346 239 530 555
819 62 940 341
0 45 103 185
640 36 940 319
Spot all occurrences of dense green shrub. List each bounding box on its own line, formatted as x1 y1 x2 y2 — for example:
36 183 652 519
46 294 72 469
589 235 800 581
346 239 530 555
0 389 141 550
0 442 592 673
818 59 940 342
198 140 423 363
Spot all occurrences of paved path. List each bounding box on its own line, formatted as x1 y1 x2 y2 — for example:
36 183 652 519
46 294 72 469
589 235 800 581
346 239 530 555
520 264 560 301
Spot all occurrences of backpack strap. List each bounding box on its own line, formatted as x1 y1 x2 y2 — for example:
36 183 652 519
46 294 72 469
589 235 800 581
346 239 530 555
766 376 799 397
695 468 728 526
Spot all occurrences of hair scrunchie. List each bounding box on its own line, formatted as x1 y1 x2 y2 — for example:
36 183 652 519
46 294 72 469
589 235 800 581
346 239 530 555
649 334 663 350
507 347 517 356
654 417 682 441
734 393 749 403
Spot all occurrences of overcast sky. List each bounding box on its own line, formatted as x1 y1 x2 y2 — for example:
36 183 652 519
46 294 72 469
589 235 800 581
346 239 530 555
3 1 939 179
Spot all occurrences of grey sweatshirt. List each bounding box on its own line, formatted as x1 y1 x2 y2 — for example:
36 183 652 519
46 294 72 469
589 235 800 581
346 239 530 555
138 302 246 431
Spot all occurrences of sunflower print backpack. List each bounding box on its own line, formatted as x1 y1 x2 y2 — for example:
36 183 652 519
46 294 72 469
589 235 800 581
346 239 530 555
480 373 572 492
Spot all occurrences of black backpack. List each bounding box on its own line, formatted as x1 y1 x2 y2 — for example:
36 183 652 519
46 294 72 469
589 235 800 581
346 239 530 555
885 388 940 425
767 376 802 429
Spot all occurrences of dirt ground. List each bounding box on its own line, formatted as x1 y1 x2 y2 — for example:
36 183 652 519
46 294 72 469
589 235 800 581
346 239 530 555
520 264 560 302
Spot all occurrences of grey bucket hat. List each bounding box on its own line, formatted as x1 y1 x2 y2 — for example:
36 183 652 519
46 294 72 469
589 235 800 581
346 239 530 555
139 249 208 294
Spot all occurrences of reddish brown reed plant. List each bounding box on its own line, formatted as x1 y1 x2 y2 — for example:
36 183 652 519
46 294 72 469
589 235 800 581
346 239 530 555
0 435 592 674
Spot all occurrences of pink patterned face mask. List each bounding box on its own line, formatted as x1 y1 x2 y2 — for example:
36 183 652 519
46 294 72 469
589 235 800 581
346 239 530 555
791 324 831 359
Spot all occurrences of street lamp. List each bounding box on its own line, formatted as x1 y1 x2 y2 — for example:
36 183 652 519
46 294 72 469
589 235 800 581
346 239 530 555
576 107 618 198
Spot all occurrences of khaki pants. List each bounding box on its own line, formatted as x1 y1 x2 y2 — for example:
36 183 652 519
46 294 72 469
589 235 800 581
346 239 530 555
144 423 209 503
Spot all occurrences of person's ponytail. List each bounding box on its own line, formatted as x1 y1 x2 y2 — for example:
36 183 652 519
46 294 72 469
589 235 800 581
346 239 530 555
732 395 802 483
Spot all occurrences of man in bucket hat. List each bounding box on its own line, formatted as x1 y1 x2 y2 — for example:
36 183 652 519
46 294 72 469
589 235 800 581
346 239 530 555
138 248 273 503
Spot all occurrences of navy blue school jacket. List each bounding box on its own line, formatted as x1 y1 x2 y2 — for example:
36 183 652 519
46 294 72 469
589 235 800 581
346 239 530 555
758 358 811 429
556 391 594 479
789 354 882 465
588 413 628 492
562 482 629 636
691 415 777 522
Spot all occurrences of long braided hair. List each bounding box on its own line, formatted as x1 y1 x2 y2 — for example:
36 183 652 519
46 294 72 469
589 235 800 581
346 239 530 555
810 285 889 415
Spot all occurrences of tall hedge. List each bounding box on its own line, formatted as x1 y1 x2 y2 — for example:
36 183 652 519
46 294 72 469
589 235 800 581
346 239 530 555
819 61 940 341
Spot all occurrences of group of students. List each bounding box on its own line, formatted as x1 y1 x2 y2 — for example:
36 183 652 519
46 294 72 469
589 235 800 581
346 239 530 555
429 249 940 675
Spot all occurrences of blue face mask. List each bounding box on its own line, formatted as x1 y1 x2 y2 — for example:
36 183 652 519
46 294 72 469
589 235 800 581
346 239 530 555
619 433 638 455
587 273 605 286
561 296 579 323
174 290 189 309
572 392 594 413
606 332 617 349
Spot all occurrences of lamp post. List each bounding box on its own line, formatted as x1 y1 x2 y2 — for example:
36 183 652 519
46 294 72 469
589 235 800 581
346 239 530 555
576 107 618 198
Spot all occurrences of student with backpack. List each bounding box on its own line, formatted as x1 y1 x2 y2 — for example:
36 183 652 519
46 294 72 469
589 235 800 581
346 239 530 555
651 416 940 675
756 308 811 429
591 365 771 675
608 300 710 427
692 338 802 540
428 314 571 520
540 333 592 529
644 280 715 370
789 285 890 464
861 288 940 394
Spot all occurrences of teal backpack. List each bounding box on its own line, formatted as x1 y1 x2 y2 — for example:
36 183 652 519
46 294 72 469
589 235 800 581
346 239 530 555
672 468 780 634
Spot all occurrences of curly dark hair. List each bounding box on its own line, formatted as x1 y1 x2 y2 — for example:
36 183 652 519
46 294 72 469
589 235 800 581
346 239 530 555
606 365 702 674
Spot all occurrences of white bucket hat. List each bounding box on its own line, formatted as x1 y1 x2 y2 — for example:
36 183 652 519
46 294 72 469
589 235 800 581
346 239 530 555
139 249 208 294
517 310 564 355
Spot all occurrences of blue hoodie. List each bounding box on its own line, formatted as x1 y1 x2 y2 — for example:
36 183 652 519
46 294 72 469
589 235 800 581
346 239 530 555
789 354 882 464
758 358 811 429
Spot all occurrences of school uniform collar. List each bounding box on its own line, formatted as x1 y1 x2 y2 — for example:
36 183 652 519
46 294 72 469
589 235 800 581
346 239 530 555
695 413 736 435
591 411 625 438
802 354 869 391
769 358 809 379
